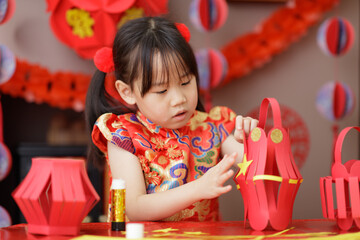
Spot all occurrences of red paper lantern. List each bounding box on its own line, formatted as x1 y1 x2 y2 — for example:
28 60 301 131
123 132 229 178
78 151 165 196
12 158 100 236
317 17 355 57
316 81 355 122
234 98 303 231
189 0 228 32
195 48 228 92
0 0 16 25
320 127 360 230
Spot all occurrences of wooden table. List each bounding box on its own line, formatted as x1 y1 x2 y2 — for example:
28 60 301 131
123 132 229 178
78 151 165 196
1 219 359 239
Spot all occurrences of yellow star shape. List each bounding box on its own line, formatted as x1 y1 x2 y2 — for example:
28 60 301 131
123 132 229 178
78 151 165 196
152 227 178 233
236 154 253 177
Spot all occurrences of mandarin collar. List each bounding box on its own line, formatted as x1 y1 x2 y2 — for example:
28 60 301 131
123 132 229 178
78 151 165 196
136 111 192 138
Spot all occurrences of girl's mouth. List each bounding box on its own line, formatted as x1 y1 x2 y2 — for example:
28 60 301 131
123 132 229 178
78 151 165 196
173 111 187 120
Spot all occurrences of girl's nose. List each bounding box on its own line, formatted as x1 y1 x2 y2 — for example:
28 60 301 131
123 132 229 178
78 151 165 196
170 88 186 107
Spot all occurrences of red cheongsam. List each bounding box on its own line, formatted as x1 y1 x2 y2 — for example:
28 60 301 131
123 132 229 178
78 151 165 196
92 106 236 221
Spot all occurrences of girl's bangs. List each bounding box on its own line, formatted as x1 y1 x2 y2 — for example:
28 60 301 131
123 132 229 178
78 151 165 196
134 46 192 96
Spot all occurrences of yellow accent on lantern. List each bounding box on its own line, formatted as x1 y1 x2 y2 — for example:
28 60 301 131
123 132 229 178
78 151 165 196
117 7 144 29
270 128 283 143
250 127 261 142
66 8 94 38
236 154 253 177
253 175 300 184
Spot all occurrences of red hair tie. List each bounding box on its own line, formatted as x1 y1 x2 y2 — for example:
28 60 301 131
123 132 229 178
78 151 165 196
175 23 191 43
94 47 114 73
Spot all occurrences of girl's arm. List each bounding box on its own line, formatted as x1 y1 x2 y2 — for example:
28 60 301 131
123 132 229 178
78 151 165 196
107 141 236 221
221 115 258 165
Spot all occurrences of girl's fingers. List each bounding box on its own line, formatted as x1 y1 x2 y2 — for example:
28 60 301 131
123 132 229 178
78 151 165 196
250 118 259 131
220 153 236 172
218 169 234 185
218 185 232 195
236 115 243 131
243 118 250 134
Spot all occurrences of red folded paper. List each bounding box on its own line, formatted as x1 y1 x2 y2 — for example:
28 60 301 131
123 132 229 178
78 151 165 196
12 158 100 235
320 126 360 230
234 98 303 231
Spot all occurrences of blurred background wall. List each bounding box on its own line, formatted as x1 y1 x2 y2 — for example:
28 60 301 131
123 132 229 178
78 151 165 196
0 0 358 222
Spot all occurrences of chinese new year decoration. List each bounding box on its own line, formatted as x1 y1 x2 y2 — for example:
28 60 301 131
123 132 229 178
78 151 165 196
190 0 229 111
0 0 340 112
320 126 360 230
234 98 303 231
12 158 100 235
247 104 310 169
46 0 168 59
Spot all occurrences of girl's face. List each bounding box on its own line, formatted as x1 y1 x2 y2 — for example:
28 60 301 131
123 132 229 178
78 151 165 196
132 55 198 129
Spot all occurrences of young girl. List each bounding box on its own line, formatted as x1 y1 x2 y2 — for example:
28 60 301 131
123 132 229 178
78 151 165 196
85 16 258 222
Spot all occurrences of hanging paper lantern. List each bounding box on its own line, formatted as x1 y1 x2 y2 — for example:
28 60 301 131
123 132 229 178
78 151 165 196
0 143 11 181
316 81 355 122
0 205 11 227
0 45 16 84
195 48 228 92
189 0 228 32
0 0 15 25
317 17 355 57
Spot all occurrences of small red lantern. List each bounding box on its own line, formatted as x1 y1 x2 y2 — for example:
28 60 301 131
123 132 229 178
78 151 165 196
234 98 303 231
320 127 360 230
12 158 100 236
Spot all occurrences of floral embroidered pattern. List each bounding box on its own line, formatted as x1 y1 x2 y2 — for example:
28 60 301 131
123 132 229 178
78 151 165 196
139 154 161 186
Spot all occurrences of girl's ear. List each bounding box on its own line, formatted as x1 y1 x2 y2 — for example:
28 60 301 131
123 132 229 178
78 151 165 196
115 80 136 105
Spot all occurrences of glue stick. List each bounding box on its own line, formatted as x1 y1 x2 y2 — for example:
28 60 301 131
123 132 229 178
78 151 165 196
111 178 125 231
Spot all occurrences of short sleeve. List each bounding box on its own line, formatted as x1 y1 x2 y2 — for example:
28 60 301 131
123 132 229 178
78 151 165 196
92 113 135 154
208 106 236 144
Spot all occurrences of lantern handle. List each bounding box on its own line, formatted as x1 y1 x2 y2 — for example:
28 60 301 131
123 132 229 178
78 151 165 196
258 98 282 129
334 126 360 165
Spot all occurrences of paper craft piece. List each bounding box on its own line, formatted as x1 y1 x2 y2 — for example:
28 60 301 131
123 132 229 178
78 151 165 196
246 104 310 169
12 158 100 235
234 98 303 231
46 0 168 59
0 205 11 227
316 81 354 122
0 45 16 84
195 48 228 92
189 0 228 32
317 17 355 57
320 126 360 230
0 98 11 181
0 0 15 24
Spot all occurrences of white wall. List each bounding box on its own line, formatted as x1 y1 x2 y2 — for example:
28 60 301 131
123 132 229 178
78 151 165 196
0 0 358 221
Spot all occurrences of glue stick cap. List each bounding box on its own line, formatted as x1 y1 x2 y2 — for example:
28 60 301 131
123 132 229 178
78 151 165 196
126 223 144 239
111 178 125 190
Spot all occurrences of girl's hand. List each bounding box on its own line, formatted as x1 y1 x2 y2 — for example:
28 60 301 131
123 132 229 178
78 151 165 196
233 115 258 143
196 153 237 200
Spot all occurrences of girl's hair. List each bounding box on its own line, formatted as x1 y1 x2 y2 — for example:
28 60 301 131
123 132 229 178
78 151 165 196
85 16 204 169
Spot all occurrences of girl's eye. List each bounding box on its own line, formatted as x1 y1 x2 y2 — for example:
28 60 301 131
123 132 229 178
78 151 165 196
181 80 191 86
156 89 167 94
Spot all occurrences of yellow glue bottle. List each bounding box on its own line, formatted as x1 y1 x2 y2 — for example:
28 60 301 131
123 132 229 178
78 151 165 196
111 178 125 231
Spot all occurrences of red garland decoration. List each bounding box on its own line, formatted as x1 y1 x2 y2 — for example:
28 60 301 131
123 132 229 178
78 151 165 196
0 0 339 111
0 59 91 112
221 0 339 85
